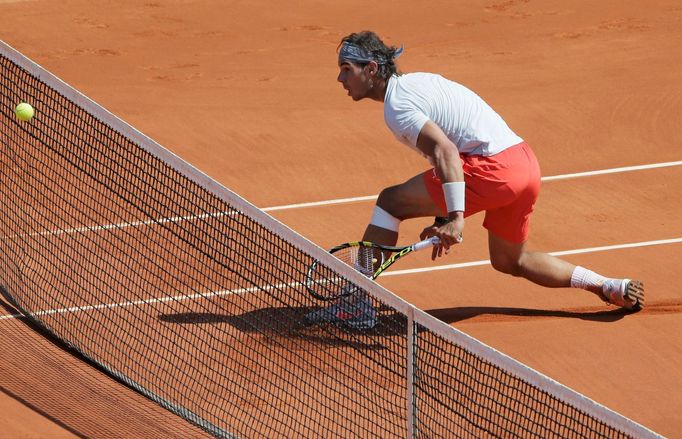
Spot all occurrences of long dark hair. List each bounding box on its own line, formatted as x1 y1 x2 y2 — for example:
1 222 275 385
339 31 402 80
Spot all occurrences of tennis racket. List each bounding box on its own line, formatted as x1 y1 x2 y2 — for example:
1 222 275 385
305 236 440 301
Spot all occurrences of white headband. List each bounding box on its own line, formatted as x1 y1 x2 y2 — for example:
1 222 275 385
338 42 404 65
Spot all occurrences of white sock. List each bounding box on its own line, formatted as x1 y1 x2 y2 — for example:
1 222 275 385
570 266 607 291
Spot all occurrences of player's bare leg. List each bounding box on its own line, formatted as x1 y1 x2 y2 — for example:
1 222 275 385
363 173 443 241
362 224 398 246
362 173 443 267
487 232 644 310
487 232 574 287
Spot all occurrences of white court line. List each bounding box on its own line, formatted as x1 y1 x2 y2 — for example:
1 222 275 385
3 210 234 240
1 237 680 321
262 160 682 212
0 279 306 321
541 161 682 182
382 238 682 276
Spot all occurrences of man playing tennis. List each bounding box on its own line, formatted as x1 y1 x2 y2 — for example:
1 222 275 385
306 30 644 329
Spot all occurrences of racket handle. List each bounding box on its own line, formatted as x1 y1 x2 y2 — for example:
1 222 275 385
412 236 441 251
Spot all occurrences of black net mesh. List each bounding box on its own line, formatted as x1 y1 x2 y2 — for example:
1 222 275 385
412 324 629 438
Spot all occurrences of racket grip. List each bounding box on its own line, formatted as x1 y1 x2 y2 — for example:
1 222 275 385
413 236 441 251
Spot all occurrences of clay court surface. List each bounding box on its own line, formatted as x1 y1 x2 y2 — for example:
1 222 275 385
0 0 681 437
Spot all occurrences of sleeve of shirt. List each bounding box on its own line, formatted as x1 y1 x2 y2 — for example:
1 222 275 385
385 104 430 148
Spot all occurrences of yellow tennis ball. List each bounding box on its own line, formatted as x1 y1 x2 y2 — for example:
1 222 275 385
15 102 35 122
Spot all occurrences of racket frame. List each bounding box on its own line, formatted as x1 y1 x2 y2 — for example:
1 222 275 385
305 236 439 301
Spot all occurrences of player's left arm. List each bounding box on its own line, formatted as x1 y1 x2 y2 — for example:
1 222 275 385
415 121 465 258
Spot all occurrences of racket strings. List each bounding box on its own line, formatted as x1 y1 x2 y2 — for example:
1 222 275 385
306 245 388 300
340 246 384 277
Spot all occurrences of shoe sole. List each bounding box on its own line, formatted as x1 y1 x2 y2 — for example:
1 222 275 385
303 318 377 330
303 310 377 330
625 280 645 311
344 319 377 330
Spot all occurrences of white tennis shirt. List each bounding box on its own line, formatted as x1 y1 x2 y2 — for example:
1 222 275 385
384 72 523 158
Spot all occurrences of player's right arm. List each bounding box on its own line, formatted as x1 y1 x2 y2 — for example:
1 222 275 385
415 121 465 257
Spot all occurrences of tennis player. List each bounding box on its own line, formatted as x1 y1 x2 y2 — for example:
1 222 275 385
307 31 645 330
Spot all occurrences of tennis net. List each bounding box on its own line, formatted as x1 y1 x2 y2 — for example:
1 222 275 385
0 40 662 438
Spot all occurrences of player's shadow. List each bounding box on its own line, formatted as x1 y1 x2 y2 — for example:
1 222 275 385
426 306 637 324
158 304 636 352
159 306 407 349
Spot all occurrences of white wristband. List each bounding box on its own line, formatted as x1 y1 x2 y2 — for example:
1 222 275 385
443 181 465 213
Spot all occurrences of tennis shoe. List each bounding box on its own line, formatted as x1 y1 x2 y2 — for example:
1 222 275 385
601 279 644 311
304 296 377 330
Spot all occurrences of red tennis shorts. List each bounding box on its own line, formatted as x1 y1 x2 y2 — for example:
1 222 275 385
423 141 541 243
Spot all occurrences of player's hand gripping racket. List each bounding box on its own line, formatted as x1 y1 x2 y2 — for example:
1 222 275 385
305 236 440 301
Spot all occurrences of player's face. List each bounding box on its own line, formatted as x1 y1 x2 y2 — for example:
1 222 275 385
337 61 371 101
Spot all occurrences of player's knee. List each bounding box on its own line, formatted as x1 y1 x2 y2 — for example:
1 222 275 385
490 256 523 277
376 186 405 219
